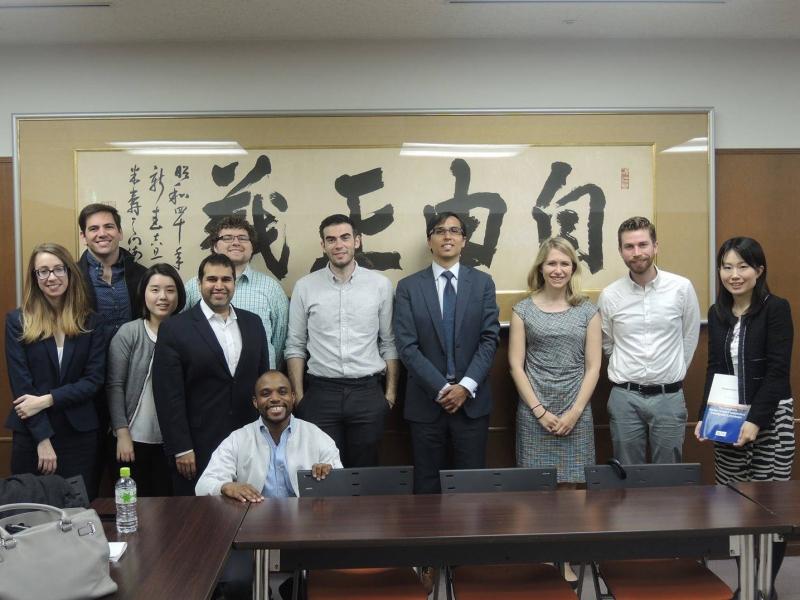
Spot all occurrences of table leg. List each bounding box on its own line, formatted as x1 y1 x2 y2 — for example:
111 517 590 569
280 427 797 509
757 533 774 600
738 534 757 600
253 549 268 600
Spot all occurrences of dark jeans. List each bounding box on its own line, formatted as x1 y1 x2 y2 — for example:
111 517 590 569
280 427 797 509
114 441 172 497
11 429 98 501
169 460 201 497
408 410 489 494
295 374 388 467
214 549 295 600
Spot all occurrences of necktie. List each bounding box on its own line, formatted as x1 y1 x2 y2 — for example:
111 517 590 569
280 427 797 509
441 271 456 380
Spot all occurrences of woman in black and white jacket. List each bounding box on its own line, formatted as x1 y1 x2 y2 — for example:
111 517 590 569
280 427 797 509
696 236 793 596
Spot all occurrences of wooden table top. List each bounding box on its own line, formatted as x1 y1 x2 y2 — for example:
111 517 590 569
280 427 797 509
92 496 249 600
730 480 800 529
234 484 789 550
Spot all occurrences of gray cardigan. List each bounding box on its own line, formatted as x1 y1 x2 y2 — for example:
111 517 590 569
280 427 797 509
106 319 156 431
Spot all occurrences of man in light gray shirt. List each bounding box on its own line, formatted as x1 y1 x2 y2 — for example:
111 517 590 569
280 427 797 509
598 216 701 465
285 214 399 467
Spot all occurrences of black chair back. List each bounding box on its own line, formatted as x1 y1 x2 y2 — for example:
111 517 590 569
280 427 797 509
297 466 414 497
439 467 557 494
584 462 702 490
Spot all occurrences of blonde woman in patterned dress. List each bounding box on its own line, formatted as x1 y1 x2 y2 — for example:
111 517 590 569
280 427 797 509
509 237 602 485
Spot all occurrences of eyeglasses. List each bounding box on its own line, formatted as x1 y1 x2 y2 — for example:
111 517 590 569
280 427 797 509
216 234 251 243
34 266 67 280
430 226 465 237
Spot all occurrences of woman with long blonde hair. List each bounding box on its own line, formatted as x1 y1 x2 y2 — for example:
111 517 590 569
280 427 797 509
5 243 105 496
509 237 602 484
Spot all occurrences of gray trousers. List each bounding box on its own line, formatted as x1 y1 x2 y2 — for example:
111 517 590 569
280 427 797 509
607 386 688 464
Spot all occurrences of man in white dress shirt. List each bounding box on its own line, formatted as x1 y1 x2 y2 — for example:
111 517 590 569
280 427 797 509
285 214 399 468
598 216 701 464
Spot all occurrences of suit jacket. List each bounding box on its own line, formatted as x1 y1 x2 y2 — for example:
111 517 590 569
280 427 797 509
701 294 793 430
394 264 500 423
4 309 105 442
152 303 269 473
78 248 147 321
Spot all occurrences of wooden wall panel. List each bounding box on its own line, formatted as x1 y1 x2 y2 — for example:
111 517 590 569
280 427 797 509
0 158 14 478
716 150 800 404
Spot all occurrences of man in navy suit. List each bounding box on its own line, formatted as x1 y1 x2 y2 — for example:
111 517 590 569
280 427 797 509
153 253 269 496
394 212 500 494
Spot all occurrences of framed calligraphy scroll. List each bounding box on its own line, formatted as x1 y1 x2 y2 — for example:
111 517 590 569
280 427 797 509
14 110 713 320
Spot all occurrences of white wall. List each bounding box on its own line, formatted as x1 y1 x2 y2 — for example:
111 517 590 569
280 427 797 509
2 38 799 156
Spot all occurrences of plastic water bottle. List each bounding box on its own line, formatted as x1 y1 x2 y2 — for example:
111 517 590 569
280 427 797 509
115 466 138 534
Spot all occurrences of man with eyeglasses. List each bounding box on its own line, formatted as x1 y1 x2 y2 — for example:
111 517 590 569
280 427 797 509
184 215 289 369
77 203 147 338
394 212 500 494
285 214 399 468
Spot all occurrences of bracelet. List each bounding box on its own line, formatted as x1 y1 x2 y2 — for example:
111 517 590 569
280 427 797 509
531 404 547 419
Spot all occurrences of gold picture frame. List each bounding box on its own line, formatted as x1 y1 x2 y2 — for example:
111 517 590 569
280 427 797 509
14 110 713 320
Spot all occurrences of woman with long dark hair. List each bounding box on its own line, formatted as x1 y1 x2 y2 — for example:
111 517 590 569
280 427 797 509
5 243 104 495
696 236 793 597
106 262 186 496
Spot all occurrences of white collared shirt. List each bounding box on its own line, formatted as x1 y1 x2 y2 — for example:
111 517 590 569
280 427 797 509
200 300 243 376
598 267 701 385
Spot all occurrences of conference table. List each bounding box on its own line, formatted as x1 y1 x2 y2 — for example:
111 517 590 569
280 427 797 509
234 484 790 600
92 496 249 600
729 480 800 599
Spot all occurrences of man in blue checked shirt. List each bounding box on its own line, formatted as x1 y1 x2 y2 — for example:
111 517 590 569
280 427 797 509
184 215 289 369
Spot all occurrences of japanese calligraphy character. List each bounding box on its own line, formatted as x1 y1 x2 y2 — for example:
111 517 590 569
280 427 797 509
532 161 606 274
309 167 401 273
423 158 507 268
203 155 291 280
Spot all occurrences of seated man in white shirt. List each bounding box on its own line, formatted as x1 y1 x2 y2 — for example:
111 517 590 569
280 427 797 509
197 370 341 600
196 370 342 500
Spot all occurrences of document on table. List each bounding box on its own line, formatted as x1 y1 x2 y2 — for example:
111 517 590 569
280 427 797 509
701 374 749 444
109 542 127 562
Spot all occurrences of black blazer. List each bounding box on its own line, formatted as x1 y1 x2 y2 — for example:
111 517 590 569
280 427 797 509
701 294 793 430
78 248 147 321
152 303 269 472
394 264 500 423
4 309 105 442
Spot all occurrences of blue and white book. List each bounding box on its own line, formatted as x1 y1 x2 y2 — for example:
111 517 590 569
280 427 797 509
701 374 749 445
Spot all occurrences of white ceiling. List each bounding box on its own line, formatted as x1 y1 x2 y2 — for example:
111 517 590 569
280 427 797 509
0 0 798 45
